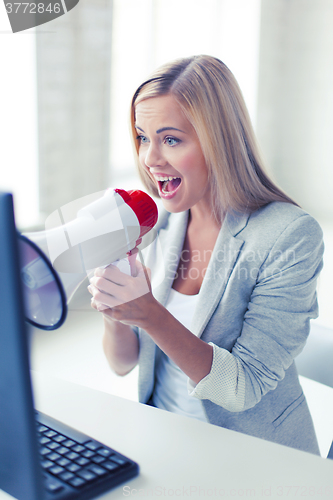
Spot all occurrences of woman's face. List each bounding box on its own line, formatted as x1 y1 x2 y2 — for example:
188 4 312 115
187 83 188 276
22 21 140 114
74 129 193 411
134 94 211 215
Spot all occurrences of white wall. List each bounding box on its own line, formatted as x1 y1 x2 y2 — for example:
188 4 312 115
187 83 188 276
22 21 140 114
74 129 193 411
257 0 333 328
0 5 38 228
257 0 333 221
109 0 262 186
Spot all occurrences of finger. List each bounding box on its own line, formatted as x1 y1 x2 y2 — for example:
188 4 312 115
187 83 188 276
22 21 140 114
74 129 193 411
88 283 127 309
92 296 108 311
94 264 129 285
91 296 113 314
88 284 110 302
89 273 125 297
96 302 109 312
90 296 107 311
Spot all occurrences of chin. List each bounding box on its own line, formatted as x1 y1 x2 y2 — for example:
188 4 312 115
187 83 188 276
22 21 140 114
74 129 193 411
160 199 190 214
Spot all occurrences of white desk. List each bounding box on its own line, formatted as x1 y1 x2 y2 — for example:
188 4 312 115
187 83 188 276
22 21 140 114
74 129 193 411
4 371 332 499
29 308 333 459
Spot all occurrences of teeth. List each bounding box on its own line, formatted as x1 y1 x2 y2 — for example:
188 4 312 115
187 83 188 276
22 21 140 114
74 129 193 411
156 176 179 181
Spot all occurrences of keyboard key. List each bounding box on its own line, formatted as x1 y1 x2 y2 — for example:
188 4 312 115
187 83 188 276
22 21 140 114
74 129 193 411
49 465 65 476
56 457 71 467
37 425 48 433
68 477 86 488
41 460 53 469
77 469 97 482
40 446 52 456
45 452 61 461
65 451 80 461
110 455 127 465
83 440 101 451
44 430 57 438
75 457 90 466
103 461 120 471
45 477 64 493
66 463 81 473
53 434 66 443
39 436 51 445
88 465 108 477
72 444 85 453
81 450 95 458
57 446 70 455
47 441 60 450
97 448 112 458
59 471 75 482
62 439 76 448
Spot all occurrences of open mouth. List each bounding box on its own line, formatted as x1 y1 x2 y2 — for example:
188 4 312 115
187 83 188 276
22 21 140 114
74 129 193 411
157 176 182 195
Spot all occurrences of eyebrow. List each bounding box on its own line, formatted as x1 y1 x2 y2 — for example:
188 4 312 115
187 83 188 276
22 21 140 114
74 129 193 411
135 125 186 134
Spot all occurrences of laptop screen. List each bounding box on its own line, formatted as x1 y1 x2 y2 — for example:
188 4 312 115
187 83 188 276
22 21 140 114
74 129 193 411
0 192 44 499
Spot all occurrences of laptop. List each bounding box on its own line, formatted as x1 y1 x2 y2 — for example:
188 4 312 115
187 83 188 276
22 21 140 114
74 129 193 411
0 192 139 500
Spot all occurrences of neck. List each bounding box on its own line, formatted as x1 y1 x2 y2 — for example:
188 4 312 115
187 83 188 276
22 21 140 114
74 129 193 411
189 203 222 231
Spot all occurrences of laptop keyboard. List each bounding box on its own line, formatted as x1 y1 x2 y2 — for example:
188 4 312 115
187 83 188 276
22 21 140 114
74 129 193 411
36 412 139 497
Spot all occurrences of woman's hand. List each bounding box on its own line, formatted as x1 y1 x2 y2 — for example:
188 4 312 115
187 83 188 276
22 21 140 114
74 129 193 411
88 260 157 328
89 260 213 384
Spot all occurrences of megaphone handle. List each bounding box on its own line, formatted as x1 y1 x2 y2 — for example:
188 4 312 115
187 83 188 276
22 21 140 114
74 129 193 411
127 248 138 277
93 252 138 311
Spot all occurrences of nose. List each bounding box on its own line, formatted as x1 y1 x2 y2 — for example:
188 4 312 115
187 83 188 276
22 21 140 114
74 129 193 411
144 142 166 170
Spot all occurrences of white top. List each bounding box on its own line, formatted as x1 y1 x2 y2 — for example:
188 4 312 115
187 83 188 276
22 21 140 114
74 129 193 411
151 286 247 417
151 288 209 422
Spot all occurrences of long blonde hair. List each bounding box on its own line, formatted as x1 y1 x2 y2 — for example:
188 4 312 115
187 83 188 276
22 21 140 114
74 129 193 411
130 55 297 221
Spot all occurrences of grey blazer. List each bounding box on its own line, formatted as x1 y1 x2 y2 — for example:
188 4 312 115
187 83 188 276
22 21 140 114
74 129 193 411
137 201 324 454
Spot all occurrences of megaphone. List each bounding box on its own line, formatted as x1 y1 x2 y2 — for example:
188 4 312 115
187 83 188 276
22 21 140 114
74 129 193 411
18 188 158 330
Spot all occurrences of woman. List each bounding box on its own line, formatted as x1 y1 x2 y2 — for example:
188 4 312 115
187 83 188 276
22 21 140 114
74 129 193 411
88 55 324 454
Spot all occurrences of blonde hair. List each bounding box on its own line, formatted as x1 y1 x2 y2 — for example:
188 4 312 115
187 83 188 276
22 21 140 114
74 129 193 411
130 55 297 221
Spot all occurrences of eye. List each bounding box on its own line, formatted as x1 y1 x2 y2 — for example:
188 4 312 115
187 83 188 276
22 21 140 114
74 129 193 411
165 137 180 146
136 134 149 144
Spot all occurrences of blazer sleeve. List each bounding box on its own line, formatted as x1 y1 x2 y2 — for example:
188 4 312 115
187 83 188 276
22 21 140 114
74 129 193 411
189 214 324 411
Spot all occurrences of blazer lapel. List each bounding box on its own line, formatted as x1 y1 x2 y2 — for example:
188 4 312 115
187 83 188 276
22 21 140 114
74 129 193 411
150 208 250 339
191 210 250 338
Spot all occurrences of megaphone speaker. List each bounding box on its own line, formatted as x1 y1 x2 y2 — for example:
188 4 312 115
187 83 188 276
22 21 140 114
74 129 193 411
19 189 158 330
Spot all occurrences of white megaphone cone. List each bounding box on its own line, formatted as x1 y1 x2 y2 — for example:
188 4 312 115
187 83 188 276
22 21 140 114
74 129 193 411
19 189 158 330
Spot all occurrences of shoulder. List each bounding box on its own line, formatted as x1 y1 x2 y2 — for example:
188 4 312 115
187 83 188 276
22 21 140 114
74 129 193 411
246 202 323 242
224 202 324 267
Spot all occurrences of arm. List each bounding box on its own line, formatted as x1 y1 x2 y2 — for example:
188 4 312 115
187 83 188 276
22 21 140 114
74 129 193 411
90 287 139 376
101 315 139 376
89 262 213 384
190 214 324 411
233 215 324 409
